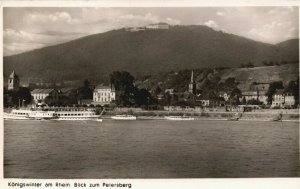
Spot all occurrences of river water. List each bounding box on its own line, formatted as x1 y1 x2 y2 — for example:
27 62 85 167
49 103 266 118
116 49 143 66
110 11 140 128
4 119 299 178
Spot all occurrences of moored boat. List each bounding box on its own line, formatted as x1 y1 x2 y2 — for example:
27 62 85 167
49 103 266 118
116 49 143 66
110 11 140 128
111 115 137 120
272 113 282 122
164 116 194 121
227 113 241 121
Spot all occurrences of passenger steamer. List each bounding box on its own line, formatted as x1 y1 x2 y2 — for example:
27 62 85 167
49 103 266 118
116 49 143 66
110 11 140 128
54 109 101 121
4 109 56 120
4 107 103 121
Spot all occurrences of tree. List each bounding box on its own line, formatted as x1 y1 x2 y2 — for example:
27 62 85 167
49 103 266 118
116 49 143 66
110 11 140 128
266 81 284 104
44 96 57 106
153 86 162 96
242 96 247 105
247 99 263 105
16 87 32 105
110 71 136 106
285 78 299 106
165 92 172 106
135 88 152 106
4 87 33 107
78 79 93 100
246 62 254 68
230 88 242 105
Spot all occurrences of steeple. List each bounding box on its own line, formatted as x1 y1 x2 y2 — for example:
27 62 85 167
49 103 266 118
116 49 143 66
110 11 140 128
189 70 196 95
8 70 20 91
190 70 194 83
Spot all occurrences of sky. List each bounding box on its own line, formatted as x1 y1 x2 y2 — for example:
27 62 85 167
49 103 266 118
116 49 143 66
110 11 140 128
3 7 299 56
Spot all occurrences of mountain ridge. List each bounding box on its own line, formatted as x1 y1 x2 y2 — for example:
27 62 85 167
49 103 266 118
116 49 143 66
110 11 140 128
4 25 299 84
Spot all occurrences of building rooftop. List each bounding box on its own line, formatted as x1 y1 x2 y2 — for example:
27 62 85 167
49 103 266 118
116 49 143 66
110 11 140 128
60 88 76 93
95 85 114 90
274 89 285 95
31 89 56 94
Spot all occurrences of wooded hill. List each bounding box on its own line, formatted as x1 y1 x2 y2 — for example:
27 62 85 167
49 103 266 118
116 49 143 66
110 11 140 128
3 25 299 85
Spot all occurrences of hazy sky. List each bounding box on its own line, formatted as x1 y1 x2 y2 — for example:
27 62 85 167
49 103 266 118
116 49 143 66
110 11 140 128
3 7 299 56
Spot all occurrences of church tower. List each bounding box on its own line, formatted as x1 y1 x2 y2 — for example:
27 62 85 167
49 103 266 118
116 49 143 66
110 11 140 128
8 70 20 91
189 70 196 95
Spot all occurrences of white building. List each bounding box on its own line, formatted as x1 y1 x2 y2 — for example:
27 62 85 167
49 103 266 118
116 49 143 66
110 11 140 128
241 91 268 105
93 85 116 105
284 94 295 107
218 92 229 101
145 23 170 30
272 90 285 107
199 99 210 107
31 89 59 104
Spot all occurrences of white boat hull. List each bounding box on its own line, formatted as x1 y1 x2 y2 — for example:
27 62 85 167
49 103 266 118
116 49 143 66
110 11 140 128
164 116 194 121
111 115 137 120
54 116 100 121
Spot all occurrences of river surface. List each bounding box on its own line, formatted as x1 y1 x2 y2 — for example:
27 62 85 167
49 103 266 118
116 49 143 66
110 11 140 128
4 119 299 178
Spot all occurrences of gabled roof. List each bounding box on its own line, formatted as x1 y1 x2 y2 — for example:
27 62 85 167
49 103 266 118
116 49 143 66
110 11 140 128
60 88 76 93
95 85 114 90
274 89 284 95
31 89 56 94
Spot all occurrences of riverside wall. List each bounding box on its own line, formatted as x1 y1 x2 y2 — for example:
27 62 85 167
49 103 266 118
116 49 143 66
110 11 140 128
103 109 299 121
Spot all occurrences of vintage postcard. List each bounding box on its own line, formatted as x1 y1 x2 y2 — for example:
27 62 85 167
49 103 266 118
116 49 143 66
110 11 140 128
1 0 299 189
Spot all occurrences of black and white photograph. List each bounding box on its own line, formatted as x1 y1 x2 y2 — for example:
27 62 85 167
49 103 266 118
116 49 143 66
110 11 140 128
1 1 300 186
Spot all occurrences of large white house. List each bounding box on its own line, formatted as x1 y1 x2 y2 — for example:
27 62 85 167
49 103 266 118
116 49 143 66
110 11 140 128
93 85 116 105
31 89 59 104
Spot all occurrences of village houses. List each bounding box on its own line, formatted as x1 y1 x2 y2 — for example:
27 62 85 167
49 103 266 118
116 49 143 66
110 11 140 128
271 89 295 108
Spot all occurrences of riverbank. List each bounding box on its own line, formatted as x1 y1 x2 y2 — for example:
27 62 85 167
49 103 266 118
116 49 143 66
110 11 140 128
103 110 299 122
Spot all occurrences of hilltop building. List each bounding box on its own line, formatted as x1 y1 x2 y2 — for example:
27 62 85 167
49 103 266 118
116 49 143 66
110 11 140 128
93 85 116 105
8 70 20 91
189 70 196 95
145 22 170 30
126 22 170 32
31 89 59 104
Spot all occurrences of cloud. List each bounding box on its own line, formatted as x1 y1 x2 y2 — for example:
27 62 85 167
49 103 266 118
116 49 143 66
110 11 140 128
4 42 45 56
216 12 224 16
25 11 79 24
4 28 86 56
4 9 182 55
204 20 219 29
203 20 225 32
246 21 298 43
268 7 296 15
